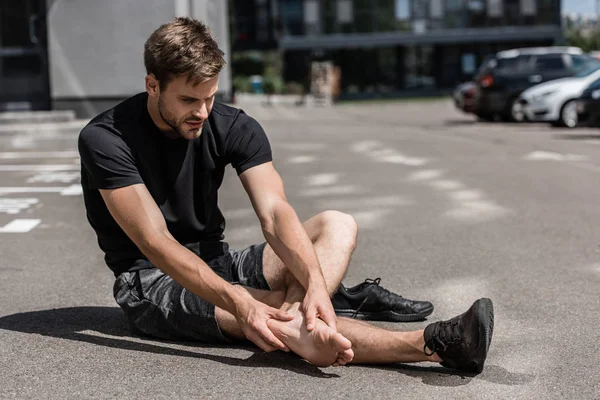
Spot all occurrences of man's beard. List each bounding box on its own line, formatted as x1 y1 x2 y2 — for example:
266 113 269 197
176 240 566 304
157 96 197 138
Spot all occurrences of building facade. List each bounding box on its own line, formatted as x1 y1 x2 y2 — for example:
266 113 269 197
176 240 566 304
277 0 563 98
0 0 231 117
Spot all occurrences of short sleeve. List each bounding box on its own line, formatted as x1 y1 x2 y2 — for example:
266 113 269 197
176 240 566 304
78 125 144 190
225 112 272 175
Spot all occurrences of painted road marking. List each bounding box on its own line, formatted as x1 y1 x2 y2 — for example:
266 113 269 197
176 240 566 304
0 219 41 233
524 151 587 162
288 155 316 164
0 151 79 159
408 169 444 181
299 185 357 197
306 173 340 186
0 164 80 172
351 140 428 166
0 185 82 196
0 198 39 214
27 172 80 183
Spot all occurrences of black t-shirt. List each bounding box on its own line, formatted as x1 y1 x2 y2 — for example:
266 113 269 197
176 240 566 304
78 92 272 277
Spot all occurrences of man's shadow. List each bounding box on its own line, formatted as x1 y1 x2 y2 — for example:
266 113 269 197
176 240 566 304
0 307 335 378
0 307 534 386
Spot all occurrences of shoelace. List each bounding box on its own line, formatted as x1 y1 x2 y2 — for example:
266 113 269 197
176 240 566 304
423 319 461 356
351 278 401 318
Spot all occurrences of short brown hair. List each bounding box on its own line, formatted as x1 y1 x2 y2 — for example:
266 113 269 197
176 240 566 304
144 17 225 89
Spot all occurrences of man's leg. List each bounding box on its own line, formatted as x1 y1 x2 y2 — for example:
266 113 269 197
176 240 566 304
261 210 358 295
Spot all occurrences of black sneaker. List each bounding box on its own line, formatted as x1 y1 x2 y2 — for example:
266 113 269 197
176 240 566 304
423 298 494 374
332 278 434 322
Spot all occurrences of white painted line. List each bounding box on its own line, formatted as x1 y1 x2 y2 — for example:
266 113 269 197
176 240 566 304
445 201 509 222
0 151 79 159
27 172 80 183
351 210 394 230
351 141 381 153
429 179 465 191
299 185 357 197
306 173 340 186
0 164 80 171
0 198 39 214
379 154 428 166
60 184 83 196
524 151 587 162
0 187 64 194
409 169 444 181
287 155 316 164
0 219 41 233
450 190 483 202
316 195 410 209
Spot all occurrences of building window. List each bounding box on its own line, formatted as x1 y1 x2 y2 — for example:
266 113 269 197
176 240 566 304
337 0 353 23
487 0 503 17
304 0 320 35
520 0 536 16
430 0 444 19
395 0 410 20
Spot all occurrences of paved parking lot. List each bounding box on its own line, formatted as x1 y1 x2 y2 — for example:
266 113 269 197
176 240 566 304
1 99 600 399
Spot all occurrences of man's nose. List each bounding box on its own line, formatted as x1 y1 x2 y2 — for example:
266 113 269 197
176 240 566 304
193 104 208 119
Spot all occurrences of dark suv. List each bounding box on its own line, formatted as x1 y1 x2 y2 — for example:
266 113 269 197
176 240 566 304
474 47 593 122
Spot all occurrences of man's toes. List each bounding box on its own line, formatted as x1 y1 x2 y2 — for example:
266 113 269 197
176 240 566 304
340 348 354 363
335 356 347 366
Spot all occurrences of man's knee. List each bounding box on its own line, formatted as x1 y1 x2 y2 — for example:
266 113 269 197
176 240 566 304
316 210 358 250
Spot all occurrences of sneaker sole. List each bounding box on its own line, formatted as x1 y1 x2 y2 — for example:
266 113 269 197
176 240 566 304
334 305 434 322
473 298 494 373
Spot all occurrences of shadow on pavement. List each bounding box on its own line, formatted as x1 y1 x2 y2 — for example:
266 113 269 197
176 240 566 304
363 363 535 387
443 119 480 126
0 307 338 379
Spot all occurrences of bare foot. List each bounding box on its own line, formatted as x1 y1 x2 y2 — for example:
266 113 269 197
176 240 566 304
267 307 354 367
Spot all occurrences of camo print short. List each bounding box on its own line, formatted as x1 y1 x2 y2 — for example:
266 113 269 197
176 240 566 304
113 242 269 342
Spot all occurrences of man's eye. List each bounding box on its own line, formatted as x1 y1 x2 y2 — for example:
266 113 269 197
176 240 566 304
182 98 195 104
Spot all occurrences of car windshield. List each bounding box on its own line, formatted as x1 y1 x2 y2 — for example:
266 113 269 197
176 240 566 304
586 77 600 91
574 63 600 77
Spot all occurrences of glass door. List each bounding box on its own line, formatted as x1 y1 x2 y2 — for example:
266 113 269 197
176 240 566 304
0 0 50 111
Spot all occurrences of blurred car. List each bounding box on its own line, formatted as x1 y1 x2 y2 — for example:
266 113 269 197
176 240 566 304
576 77 600 127
519 62 600 128
453 81 478 114
473 47 593 122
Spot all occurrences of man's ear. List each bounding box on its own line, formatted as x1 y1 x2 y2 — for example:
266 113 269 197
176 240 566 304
145 74 159 97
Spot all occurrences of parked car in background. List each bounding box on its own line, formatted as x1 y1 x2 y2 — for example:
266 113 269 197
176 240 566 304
576 78 600 127
519 61 600 128
453 81 478 114
473 47 589 122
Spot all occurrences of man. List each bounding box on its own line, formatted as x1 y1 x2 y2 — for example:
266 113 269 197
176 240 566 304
78 17 494 371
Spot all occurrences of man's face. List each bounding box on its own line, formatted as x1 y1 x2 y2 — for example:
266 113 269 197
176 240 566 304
153 75 219 140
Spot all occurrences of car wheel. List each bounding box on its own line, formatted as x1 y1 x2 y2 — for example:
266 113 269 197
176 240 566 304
510 98 526 122
559 100 578 128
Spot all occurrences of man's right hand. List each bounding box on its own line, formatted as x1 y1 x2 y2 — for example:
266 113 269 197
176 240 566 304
234 289 294 352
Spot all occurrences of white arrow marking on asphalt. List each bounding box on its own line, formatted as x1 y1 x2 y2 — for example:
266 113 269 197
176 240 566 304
0 185 82 196
0 219 41 233
0 151 80 159
0 164 80 171
524 151 587 162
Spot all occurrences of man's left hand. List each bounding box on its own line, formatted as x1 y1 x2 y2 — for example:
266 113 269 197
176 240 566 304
303 283 337 332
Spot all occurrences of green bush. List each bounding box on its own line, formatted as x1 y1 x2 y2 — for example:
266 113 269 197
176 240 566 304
232 75 252 93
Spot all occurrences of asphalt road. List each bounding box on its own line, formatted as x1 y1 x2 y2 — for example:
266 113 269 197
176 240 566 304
1 99 599 399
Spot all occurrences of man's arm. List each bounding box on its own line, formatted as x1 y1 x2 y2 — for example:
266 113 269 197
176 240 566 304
239 162 337 331
100 183 292 351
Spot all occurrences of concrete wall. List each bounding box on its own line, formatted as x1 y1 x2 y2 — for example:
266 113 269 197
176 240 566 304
47 0 231 117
